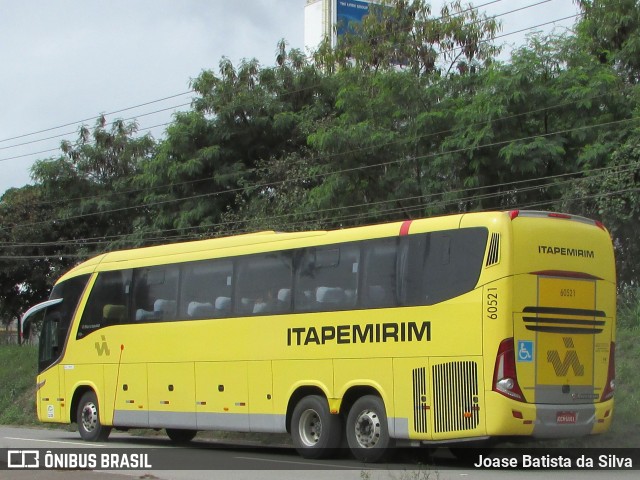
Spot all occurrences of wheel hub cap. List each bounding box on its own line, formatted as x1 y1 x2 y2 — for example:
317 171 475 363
81 402 98 433
354 409 381 448
298 409 322 447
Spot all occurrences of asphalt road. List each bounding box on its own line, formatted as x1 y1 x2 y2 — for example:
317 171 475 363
0 425 637 480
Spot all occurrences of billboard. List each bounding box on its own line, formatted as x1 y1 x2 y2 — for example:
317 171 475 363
336 0 372 37
304 0 383 51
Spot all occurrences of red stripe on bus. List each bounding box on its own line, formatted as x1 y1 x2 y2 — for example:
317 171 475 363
399 220 412 236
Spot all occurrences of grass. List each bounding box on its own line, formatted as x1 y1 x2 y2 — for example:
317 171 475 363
0 344 39 425
1 293 638 447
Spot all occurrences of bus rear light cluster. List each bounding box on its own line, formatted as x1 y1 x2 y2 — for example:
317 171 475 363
600 342 616 401
493 338 525 402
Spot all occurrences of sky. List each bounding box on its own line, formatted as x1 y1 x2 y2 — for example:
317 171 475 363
0 0 580 196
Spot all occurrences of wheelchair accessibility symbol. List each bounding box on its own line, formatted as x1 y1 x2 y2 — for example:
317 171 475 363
517 341 534 362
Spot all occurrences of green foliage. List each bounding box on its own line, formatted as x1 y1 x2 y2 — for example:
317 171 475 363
0 117 156 324
132 44 331 237
577 0 640 83
316 0 501 77
30 116 155 253
561 135 640 284
0 186 66 326
3 6 640 452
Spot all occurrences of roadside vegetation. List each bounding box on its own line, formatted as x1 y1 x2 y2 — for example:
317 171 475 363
0 344 38 425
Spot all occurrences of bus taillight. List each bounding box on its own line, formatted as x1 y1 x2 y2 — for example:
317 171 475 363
493 338 525 402
601 342 616 401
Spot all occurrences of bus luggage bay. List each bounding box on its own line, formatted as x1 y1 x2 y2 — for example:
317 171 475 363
22 210 616 462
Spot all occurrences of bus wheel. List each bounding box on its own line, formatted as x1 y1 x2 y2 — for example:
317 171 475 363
166 428 197 444
77 391 111 442
346 395 392 463
291 395 342 459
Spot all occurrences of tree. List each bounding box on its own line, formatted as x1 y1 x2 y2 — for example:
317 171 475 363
133 43 334 236
314 0 500 77
31 116 156 252
0 186 64 329
299 0 503 225
577 0 640 83
0 116 155 331
439 30 631 211
561 132 640 285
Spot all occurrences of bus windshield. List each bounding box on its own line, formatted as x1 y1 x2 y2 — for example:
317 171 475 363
35 274 90 373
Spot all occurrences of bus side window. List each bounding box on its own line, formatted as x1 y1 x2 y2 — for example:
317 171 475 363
362 238 398 308
236 252 292 316
132 265 179 322
181 259 233 320
77 270 132 339
397 234 429 306
295 244 360 312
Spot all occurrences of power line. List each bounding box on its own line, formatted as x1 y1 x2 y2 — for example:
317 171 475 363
1 113 636 240
0 183 634 261
7 79 627 212
336 0 552 53
3 113 636 232
0 91 194 144
0 119 176 164
2 138 636 249
0 102 192 152
162 166 639 239
0 4 620 240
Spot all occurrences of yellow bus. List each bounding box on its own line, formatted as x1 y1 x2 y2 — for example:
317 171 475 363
22 210 616 462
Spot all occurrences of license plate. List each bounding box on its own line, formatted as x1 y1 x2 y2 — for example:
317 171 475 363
556 411 577 424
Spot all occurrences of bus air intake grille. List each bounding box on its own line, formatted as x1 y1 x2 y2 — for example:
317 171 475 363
412 367 428 433
432 361 479 433
486 233 500 266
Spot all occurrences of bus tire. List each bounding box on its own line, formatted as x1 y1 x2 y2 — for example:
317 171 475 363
166 428 197 444
291 395 342 459
77 391 111 442
346 395 392 463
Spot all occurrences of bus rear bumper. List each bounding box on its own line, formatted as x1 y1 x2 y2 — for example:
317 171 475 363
485 393 614 437
532 400 614 438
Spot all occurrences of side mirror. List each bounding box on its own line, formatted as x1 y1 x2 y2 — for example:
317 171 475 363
20 298 63 342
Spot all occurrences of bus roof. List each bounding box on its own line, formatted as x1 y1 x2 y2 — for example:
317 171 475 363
59 214 469 282
54 211 517 284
